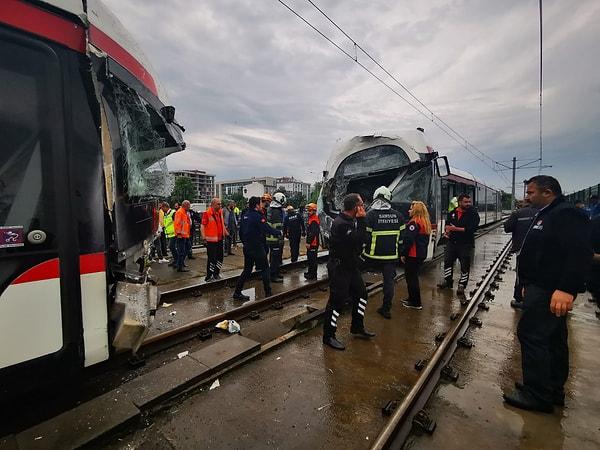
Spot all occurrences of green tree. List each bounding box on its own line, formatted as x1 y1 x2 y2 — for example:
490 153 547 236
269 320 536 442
309 182 322 203
170 176 196 204
226 192 246 209
288 192 306 209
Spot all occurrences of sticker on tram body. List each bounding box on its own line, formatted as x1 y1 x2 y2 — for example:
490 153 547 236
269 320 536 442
0 226 25 248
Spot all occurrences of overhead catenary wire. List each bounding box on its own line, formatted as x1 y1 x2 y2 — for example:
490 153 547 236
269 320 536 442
276 0 511 185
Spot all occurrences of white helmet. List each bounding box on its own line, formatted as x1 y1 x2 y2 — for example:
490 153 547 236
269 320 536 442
373 186 392 201
271 192 287 208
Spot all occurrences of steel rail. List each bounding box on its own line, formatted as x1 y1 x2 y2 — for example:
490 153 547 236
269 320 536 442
371 239 512 450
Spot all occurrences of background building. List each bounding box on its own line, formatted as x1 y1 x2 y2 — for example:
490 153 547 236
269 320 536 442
170 170 215 203
275 176 311 199
216 176 277 199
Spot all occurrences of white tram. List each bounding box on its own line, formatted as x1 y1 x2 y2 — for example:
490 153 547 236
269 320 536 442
0 0 185 392
318 129 501 259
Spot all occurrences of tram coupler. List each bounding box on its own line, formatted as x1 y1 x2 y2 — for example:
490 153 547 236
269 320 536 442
198 328 212 341
469 317 483 327
457 336 474 348
128 353 146 368
414 359 428 371
435 332 447 342
249 310 261 320
413 410 436 434
382 400 398 416
441 365 459 382
450 312 460 321
272 301 283 310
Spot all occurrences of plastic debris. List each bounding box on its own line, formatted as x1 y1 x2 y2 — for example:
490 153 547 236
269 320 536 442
216 319 240 333
317 403 331 411
169 310 177 316
162 302 173 308
209 379 220 390
215 320 229 330
276 356 282 361
177 351 189 359
34 437 43 441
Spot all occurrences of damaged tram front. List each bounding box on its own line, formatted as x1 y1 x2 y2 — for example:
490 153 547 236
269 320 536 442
318 129 449 259
0 0 184 391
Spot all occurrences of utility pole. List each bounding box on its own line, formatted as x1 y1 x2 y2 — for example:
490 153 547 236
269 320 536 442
511 157 516 210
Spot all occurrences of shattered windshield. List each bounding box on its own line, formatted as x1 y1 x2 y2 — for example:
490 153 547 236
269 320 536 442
339 145 410 177
391 165 432 208
111 80 176 198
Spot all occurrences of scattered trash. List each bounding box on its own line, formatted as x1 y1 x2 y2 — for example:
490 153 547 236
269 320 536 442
328 368 334 374
177 351 189 359
366 436 369 440
162 302 173 308
169 311 177 316
34 436 43 441
209 379 220 390
215 319 241 333
276 356 282 361
317 403 331 411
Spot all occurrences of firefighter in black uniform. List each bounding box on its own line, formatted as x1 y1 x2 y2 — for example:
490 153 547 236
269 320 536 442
266 192 286 282
304 203 320 279
283 205 305 262
437 193 480 296
503 176 591 413
233 196 281 300
323 193 375 350
363 186 405 319
504 199 537 308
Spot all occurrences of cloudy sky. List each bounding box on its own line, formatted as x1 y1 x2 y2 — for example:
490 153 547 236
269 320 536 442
104 0 599 195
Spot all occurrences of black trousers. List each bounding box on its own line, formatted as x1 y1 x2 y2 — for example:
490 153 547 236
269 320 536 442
443 242 472 287
404 257 425 306
307 248 318 277
289 235 301 262
380 262 397 311
206 241 224 278
234 245 271 295
269 242 283 277
517 285 569 404
224 235 233 255
323 261 368 338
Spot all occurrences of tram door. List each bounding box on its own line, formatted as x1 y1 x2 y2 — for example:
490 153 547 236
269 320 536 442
0 30 82 378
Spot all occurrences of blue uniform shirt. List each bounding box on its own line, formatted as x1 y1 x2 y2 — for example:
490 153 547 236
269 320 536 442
239 209 280 249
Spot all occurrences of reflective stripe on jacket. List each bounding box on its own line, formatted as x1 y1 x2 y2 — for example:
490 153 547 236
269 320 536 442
266 207 284 244
363 207 405 260
201 207 225 242
174 208 191 238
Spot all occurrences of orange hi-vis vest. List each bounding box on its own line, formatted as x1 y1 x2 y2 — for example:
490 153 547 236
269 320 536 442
174 207 191 238
202 207 225 242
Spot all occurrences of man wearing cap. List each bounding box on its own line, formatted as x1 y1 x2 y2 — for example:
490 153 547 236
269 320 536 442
283 205 306 263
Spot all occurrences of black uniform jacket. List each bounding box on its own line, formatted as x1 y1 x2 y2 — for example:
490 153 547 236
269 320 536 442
239 209 280 250
283 211 305 238
401 220 429 259
446 207 480 246
504 206 537 251
517 198 592 296
364 207 404 261
329 213 366 269
306 215 320 248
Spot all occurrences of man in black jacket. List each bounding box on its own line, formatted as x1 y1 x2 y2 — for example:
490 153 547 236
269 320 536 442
283 205 305 262
437 194 480 296
503 176 592 413
504 200 538 308
323 193 375 350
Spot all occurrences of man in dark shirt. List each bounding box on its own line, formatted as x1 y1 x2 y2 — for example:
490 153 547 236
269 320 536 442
503 176 591 413
504 200 537 307
323 193 375 350
437 193 480 296
233 197 281 300
283 205 305 262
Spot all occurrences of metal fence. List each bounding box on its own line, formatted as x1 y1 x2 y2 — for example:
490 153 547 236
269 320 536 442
565 183 600 204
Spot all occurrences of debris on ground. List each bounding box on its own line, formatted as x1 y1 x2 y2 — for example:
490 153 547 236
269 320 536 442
177 351 189 359
209 379 220 390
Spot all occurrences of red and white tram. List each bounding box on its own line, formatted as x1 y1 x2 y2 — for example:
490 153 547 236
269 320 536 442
0 0 185 393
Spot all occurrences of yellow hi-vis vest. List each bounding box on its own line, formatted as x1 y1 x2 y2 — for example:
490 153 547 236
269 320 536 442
163 209 176 238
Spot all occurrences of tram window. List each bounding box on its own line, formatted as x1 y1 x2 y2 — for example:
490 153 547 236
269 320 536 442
391 166 432 207
339 145 410 177
0 42 57 248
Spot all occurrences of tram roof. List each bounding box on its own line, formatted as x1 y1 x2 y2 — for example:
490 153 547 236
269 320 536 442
324 130 433 179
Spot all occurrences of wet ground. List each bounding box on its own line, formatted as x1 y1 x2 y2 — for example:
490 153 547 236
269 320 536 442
409 249 600 450
105 229 512 449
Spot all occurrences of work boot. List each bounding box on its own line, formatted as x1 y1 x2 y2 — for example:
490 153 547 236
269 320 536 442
304 272 317 280
213 274 222 280
350 327 376 338
188 255 196 260
402 300 423 310
503 389 553 413
204 275 214 282
377 307 391 319
515 382 565 406
437 280 453 289
456 285 466 296
323 336 345 350
233 292 250 301
510 299 523 309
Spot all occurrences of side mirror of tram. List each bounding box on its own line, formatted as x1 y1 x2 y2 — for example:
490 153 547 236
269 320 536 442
435 156 450 177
